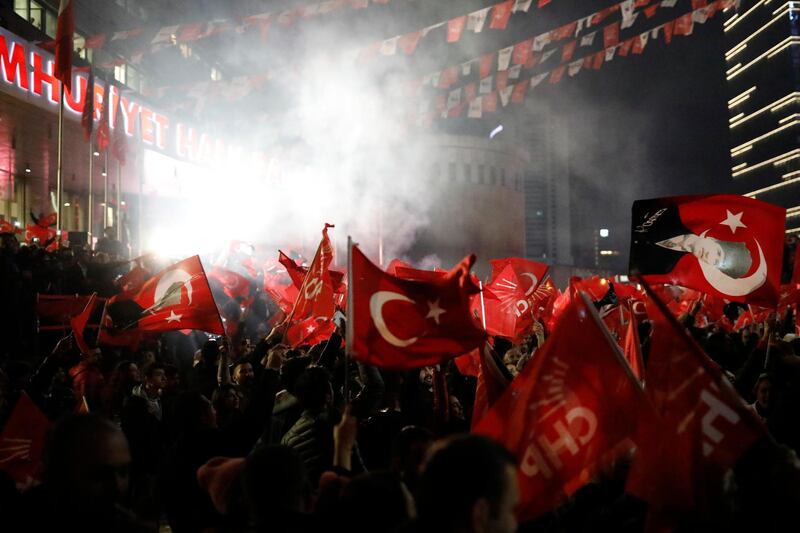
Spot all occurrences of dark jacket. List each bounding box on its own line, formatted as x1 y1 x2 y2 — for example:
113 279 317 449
281 410 335 485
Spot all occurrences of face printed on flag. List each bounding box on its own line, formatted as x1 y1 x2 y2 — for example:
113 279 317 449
629 195 785 306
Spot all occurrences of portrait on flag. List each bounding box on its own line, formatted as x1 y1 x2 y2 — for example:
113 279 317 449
629 195 785 306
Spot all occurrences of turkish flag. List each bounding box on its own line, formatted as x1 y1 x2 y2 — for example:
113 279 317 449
629 195 786 307
489 0 514 30
111 86 128 165
280 249 345 292
483 257 549 339
55 0 74 93
0 392 51 486
36 294 95 324
117 265 150 293
286 316 336 347
81 69 94 142
350 245 486 370
286 225 337 345
71 293 97 356
447 15 466 43
475 292 644 521
622 304 645 381
604 21 620 48
96 80 111 151
102 255 224 336
471 343 512 428
626 283 765 513
386 259 448 282
209 266 252 302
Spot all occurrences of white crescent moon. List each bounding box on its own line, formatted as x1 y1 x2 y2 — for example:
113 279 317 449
698 239 767 297
151 269 194 311
369 291 418 348
521 272 539 297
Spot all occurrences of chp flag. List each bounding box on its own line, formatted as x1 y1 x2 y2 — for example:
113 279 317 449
348 243 486 370
629 195 785 307
474 292 645 520
482 257 549 339
101 255 224 336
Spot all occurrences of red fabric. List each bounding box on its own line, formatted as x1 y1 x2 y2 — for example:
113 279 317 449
111 85 127 165
489 1 514 30
483 258 549 339
482 91 498 112
471 343 511 428
626 287 765 514
286 316 335 347
398 31 422 55
55 0 74 93
512 39 533 66
0 392 51 486
286 225 337 346
604 21 620 48
81 70 94 142
71 293 97 356
552 21 577 41
561 40 577 63
447 16 466 43
475 293 643 521
622 306 645 380
117 265 150 293
36 294 94 323
454 348 480 377
479 53 494 78
792 244 800 286
674 13 693 35
511 79 529 104
96 81 111 151
102 255 224 335
663 20 675 44
350 245 486 370
69 360 105 410
209 266 252 302
631 195 786 307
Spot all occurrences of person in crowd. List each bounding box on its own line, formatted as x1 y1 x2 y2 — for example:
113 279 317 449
102 360 141 420
68 346 106 411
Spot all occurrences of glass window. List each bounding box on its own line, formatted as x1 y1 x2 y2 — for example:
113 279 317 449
500 168 506 186
478 164 485 184
114 64 126 85
180 43 193 59
29 1 43 31
463 163 472 183
14 0 28 20
211 67 222 81
490 167 497 185
45 9 57 38
127 66 141 92
448 162 456 182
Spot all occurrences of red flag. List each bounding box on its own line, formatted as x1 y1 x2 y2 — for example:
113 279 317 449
81 69 94 142
475 293 644 521
626 283 765 513
561 40 577 63
54 0 75 93
71 293 97 356
622 304 645 380
489 1 514 30
286 316 336 347
603 21 620 48
117 265 150 293
512 39 533 66
350 245 486 370
111 86 128 165
549 65 565 84
279 250 309 289
675 13 694 35
0 220 20 235
496 70 509 92
209 267 252 302
102 255 224 335
629 195 786 307
75 396 90 414
483 258 549 339
398 31 422 55
447 16 466 43
479 53 493 78
471 343 512 428
511 79 529 104
482 91 498 113
96 80 111 151
663 20 675 44
0 392 51 486
286 225 337 345
36 293 94 324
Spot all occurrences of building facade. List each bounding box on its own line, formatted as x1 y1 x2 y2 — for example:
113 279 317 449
724 1 800 232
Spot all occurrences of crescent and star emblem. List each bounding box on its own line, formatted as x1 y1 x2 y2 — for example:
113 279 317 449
698 211 767 297
369 291 447 347
142 269 194 316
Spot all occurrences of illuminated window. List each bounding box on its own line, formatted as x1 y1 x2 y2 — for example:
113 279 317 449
211 67 222 81
180 43 193 59
114 64 126 85
29 1 43 31
44 9 57 38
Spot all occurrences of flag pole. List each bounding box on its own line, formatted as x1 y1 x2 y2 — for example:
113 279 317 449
103 151 109 233
56 84 64 236
479 280 487 330
116 160 122 242
87 132 93 246
345 235 353 402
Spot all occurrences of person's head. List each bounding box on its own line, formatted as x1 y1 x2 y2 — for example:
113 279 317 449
143 363 166 395
416 435 519 533
174 391 217 433
660 234 752 278
243 445 309 525
419 366 435 387
43 414 131 511
201 339 220 366
449 396 465 420
293 366 332 413
86 347 103 365
754 374 772 410
338 471 415 533
212 384 241 413
279 354 312 395
391 425 434 491
232 362 255 387
163 363 180 393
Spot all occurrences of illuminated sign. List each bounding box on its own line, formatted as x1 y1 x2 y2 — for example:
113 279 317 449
0 26 260 169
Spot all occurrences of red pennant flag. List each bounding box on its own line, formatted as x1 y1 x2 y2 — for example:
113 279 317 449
475 293 644 521
512 39 533 66
692 0 709 8
622 304 645 380
552 21 577 41
111 86 128 165
71 293 97 356
447 16 466 43
626 283 765 513
618 38 635 56
483 258 549 339
96 80 111 151
209 267 252 302
464 82 477 102
675 13 694 35
102 255 224 335
592 50 605 70
438 66 459 89
54 0 75 94
279 250 308 289
644 4 658 18
561 40 577 62
603 21 620 48
482 91 498 112
36 293 94 323
489 1 514 30
549 65 566 84
629 195 786 307
81 69 94 142
350 245 486 370
286 225 337 345
479 53 494 78
663 20 675 44
398 31 422 55
496 70 509 92
0 392 51 486
538 0 551 7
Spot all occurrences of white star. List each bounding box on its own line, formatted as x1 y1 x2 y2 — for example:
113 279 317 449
166 310 182 323
719 210 747 234
426 299 446 325
306 324 315 334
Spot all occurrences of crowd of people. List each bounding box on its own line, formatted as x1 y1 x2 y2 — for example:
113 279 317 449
1 231 799 532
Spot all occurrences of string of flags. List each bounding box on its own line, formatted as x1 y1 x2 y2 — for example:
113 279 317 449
417 0 732 123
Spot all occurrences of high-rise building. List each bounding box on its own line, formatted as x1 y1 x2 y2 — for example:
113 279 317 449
724 1 800 233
